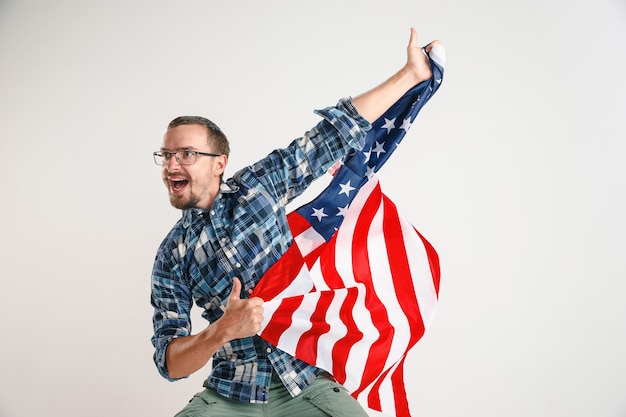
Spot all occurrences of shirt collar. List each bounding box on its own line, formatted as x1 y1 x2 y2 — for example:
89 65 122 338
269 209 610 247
181 180 239 228
220 179 239 194
181 208 204 228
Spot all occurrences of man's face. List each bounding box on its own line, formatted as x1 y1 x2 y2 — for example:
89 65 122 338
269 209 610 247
160 124 226 210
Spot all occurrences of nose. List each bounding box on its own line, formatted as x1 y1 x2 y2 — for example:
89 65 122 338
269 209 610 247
165 154 181 171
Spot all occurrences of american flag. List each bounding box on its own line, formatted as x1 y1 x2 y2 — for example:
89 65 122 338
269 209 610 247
252 44 445 416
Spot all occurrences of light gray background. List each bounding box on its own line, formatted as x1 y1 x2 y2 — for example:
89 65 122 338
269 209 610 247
1 1 625 416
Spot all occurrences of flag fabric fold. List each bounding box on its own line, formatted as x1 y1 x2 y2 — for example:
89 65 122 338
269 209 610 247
251 43 445 417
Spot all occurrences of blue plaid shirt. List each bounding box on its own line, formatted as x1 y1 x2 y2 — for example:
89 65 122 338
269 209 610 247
151 97 370 403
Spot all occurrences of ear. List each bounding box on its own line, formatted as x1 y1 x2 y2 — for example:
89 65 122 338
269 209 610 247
214 154 228 176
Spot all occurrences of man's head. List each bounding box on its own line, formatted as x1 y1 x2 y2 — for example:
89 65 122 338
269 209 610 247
158 116 229 210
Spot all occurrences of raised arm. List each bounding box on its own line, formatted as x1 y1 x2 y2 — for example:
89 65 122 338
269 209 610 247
352 28 439 123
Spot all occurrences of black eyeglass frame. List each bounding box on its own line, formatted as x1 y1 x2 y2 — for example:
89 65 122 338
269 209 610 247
153 150 221 165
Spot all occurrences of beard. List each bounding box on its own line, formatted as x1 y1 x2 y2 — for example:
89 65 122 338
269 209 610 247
163 170 213 210
168 192 202 210
164 174 202 210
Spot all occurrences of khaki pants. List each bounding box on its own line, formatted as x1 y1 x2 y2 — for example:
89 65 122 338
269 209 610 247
174 373 369 417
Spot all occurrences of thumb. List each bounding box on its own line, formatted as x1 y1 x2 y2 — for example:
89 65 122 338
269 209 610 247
228 277 242 303
408 27 418 49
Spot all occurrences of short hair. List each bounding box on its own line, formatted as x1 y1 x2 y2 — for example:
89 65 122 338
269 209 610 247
167 116 230 157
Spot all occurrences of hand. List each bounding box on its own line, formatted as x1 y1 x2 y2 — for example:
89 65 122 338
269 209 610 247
218 278 264 341
352 28 442 123
405 27 440 85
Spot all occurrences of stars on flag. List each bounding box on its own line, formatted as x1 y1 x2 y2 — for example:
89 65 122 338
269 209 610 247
338 181 356 197
371 141 387 158
311 207 328 222
400 117 412 132
363 149 371 164
381 117 396 134
336 204 349 217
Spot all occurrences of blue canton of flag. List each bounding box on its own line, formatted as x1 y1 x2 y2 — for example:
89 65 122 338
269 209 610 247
296 45 445 240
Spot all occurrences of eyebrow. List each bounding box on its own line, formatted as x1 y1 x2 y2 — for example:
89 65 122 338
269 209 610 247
159 146 198 152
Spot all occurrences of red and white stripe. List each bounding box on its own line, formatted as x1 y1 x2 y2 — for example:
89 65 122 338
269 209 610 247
254 177 440 416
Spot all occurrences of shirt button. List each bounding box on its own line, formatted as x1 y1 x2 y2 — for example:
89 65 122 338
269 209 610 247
210 210 215 215
266 347 272 353
236 262 241 268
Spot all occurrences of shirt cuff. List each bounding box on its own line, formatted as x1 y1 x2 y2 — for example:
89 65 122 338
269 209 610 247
313 97 372 151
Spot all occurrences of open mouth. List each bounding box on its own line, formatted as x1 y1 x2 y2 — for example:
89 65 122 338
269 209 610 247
169 177 189 194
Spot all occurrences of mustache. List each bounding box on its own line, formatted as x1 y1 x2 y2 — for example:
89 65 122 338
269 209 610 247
165 172 190 180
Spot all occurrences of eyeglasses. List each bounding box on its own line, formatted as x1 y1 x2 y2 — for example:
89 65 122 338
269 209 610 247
153 150 221 165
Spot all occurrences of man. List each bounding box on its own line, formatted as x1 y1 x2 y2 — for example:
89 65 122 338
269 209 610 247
151 28 440 416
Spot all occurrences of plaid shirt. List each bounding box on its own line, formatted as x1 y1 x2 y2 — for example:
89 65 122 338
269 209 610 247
151 97 370 403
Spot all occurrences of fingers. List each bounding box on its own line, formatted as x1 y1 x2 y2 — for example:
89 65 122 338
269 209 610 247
408 27 442 54
408 27 418 50
404 27 439 84
425 40 441 53
228 277 263 304
228 277 242 303
221 278 264 339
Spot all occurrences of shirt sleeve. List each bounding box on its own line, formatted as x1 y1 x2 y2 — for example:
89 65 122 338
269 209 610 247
235 97 372 206
150 233 193 381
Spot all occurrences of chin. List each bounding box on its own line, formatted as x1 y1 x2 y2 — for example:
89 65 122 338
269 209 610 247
169 195 187 210
169 194 201 210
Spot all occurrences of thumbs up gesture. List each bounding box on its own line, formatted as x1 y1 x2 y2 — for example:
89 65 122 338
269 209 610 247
219 278 264 340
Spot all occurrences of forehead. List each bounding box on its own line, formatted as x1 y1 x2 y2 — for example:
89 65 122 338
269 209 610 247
161 124 209 149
